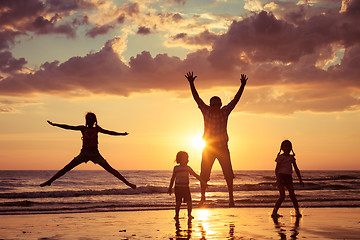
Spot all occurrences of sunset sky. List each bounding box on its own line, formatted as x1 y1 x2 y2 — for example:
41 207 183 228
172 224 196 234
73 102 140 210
0 0 359 171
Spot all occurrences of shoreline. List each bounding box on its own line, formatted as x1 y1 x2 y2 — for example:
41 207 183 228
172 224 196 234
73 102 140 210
2 204 360 216
1 207 359 239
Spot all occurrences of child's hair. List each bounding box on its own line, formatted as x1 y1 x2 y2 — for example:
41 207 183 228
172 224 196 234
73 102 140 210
176 151 189 164
85 112 97 127
277 139 295 156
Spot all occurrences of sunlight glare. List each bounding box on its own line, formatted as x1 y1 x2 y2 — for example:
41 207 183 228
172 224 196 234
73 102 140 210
197 209 210 221
191 136 206 150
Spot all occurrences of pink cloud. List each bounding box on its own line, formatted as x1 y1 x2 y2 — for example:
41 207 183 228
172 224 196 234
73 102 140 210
1 1 360 114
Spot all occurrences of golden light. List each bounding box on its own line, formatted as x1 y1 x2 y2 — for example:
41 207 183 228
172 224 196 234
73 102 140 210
197 208 211 221
191 136 206 150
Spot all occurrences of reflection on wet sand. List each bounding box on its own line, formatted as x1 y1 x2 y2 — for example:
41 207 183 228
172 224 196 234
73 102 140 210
272 216 301 240
228 223 235 239
197 221 236 240
172 208 237 240
173 218 193 239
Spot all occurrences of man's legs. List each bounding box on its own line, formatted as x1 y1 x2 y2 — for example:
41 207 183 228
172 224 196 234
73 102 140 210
225 178 234 207
200 147 215 204
217 145 235 207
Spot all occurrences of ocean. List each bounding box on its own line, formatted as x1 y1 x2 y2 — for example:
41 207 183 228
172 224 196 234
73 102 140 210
0 170 359 215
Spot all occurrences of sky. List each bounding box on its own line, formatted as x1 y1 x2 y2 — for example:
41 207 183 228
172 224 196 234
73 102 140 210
0 0 359 171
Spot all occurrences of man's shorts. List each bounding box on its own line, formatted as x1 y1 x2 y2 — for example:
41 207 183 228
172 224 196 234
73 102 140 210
175 186 192 203
200 144 234 182
73 148 107 165
276 173 293 187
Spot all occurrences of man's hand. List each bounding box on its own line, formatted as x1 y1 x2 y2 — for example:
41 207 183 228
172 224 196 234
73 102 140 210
185 72 197 83
240 74 248 86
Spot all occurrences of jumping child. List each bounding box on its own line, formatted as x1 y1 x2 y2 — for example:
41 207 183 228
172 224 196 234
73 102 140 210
40 112 136 189
272 140 304 218
168 151 205 220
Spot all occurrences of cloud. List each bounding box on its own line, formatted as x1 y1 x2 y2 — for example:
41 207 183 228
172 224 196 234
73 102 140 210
0 0 45 28
0 107 14 113
72 14 89 26
0 0 96 40
30 15 76 37
0 98 39 113
0 51 27 74
167 0 186 5
86 24 115 38
117 14 126 24
124 2 140 16
136 26 151 35
241 86 360 115
0 1 360 114
45 0 103 13
0 30 23 51
168 29 219 48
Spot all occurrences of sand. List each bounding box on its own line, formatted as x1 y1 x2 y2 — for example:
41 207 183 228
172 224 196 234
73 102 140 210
0 208 359 239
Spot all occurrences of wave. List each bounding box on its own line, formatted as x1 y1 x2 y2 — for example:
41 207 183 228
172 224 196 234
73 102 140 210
0 184 276 199
303 174 359 181
2 197 360 215
1 183 358 200
0 186 168 199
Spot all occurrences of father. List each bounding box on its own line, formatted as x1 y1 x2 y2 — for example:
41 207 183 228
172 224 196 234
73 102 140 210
185 72 248 207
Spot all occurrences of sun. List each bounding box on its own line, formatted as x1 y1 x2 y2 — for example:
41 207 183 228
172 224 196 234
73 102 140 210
191 136 206 150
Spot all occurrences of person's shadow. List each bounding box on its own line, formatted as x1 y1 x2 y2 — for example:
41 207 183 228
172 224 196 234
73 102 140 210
272 216 301 240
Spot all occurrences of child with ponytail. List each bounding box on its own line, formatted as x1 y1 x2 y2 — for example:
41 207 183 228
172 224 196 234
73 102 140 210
40 112 136 189
271 140 304 218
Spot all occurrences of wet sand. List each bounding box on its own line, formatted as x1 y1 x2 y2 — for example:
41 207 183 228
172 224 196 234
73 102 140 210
0 208 359 239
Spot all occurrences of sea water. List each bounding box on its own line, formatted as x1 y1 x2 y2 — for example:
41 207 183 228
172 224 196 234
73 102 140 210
0 170 359 214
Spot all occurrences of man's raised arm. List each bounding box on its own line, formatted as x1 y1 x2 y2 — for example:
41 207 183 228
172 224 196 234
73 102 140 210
185 71 206 107
227 73 248 112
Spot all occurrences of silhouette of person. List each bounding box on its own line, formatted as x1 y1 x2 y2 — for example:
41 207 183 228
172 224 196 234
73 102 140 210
40 112 136 189
272 140 304 218
185 72 248 207
168 151 206 220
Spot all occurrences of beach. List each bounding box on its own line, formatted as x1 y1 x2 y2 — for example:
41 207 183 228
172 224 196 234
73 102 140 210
1 170 359 239
0 207 359 239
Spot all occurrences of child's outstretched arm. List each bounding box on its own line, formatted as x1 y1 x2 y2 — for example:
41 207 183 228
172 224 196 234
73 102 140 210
293 162 304 187
168 168 176 195
189 167 207 186
99 128 128 136
47 120 82 131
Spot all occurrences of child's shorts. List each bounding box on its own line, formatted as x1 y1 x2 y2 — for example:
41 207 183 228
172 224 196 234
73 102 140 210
276 173 293 187
175 186 191 203
73 148 107 165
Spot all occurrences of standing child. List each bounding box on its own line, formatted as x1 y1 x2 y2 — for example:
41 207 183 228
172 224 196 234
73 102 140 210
272 140 304 218
40 112 136 189
168 151 205 220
